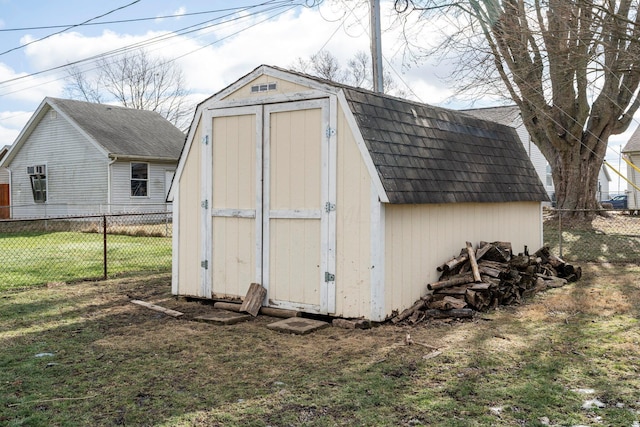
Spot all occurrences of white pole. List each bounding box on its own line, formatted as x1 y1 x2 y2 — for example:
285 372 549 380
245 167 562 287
370 0 384 93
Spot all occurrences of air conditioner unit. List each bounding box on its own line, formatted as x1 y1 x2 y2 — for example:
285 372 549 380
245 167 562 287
27 164 46 175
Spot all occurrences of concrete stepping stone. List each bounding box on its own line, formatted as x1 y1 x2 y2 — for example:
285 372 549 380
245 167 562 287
193 310 252 325
266 317 330 335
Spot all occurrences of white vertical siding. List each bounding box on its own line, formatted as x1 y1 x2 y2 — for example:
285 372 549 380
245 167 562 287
9 107 108 218
110 161 173 212
628 153 640 209
0 168 8 184
383 201 544 319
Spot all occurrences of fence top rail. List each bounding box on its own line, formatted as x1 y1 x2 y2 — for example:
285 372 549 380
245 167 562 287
0 211 172 223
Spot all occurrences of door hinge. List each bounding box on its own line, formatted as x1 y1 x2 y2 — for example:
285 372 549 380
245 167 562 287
325 202 336 212
325 272 335 282
201 260 209 269
201 199 208 209
325 126 335 139
202 135 209 145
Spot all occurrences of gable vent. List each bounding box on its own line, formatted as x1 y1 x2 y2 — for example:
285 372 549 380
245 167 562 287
251 82 277 93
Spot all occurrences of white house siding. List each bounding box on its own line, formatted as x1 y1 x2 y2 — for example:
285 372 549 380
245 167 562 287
10 107 107 218
174 120 203 297
0 168 8 184
334 104 372 319
109 161 174 213
383 201 543 319
628 152 640 209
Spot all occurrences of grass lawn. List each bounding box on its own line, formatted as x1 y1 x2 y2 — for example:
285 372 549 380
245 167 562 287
1 264 639 426
0 231 171 291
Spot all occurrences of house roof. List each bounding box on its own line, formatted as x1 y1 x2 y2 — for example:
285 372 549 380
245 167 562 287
1 98 185 168
48 98 185 160
623 125 640 153
460 105 521 127
340 88 549 204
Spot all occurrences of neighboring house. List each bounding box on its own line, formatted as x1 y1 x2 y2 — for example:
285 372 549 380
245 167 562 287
0 97 185 218
462 105 612 202
0 145 9 219
168 65 548 322
622 127 640 210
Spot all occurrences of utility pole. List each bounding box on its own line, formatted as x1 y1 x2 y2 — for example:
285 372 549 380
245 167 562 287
370 0 384 93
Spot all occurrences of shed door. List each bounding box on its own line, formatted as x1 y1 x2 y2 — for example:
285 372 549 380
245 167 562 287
263 100 334 313
206 99 335 314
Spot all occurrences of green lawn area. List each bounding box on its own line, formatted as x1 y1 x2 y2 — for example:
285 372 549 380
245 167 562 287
0 231 171 291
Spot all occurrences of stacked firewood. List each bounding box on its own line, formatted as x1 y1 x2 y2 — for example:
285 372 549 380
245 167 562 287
391 241 581 325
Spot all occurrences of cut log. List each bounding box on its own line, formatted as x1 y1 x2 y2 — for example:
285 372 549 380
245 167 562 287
239 283 267 317
466 241 482 282
428 296 467 310
474 242 492 262
392 298 428 324
422 308 474 319
438 252 469 272
427 273 475 291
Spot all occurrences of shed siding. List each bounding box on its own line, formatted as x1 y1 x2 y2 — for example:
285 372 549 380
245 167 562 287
175 120 203 296
223 75 310 102
334 104 372 318
10 108 107 218
110 161 173 212
384 202 543 317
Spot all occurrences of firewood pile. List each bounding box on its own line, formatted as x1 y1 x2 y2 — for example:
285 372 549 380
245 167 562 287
391 241 581 325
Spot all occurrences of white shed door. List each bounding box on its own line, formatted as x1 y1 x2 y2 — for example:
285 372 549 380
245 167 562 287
206 99 335 313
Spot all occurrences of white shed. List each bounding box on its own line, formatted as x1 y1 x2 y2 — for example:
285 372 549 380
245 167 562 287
169 65 549 322
623 128 640 210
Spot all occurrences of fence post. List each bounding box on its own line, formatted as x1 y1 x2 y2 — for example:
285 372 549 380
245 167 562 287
558 211 563 257
103 215 107 280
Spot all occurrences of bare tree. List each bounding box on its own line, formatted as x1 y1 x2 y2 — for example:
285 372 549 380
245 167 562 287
292 50 409 97
65 50 190 129
394 0 640 215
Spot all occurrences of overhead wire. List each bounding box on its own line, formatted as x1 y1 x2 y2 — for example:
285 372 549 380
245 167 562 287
0 0 142 57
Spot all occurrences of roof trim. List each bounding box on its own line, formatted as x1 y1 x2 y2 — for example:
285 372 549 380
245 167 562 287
336 89 389 203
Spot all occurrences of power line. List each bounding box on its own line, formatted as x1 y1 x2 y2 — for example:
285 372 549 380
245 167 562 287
0 5 266 32
0 1 141 57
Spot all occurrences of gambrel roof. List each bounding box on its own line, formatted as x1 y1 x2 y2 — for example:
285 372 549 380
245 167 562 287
181 65 549 205
341 88 548 204
1 97 185 167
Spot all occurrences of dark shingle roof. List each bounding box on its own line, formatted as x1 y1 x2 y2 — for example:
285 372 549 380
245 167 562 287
48 97 185 160
341 88 549 204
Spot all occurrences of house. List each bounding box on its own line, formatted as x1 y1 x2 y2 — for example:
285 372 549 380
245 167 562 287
0 145 9 219
168 65 549 321
0 97 185 218
463 105 612 202
622 127 640 210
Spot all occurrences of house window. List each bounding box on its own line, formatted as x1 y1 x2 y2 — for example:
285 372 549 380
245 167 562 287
29 174 47 203
545 163 553 187
131 163 149 197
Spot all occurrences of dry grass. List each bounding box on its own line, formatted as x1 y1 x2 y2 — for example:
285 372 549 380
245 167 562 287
1 264 639 426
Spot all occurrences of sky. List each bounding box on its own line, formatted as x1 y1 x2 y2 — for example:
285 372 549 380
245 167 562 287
0 0 634 192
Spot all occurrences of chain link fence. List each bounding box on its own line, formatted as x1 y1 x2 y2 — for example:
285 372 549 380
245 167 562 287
543 208 640 263
0 212 172 290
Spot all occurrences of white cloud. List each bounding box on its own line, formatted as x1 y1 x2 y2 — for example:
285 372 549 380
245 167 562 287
0 111 31 145
0 62 64 103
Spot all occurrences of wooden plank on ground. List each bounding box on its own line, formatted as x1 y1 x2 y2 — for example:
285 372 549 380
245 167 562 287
239 283 267 317
131 300 184 318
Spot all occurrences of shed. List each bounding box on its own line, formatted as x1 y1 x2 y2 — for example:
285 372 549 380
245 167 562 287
169 65 549 321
